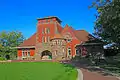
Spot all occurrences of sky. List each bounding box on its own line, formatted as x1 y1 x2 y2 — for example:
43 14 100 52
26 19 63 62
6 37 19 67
0 0 96 39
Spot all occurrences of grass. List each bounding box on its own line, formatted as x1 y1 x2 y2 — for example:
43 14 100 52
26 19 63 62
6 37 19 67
0 62 77 80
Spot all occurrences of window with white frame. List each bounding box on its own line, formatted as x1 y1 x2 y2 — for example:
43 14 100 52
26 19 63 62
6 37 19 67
45 28 50 34
68 48 71 55
22 50 27 57
22 49 30 57
22 51 25 57
27 51 30 57
47 28 50 34
76 49 79 55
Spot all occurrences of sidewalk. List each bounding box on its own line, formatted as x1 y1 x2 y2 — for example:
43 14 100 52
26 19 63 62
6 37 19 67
80 68 119 80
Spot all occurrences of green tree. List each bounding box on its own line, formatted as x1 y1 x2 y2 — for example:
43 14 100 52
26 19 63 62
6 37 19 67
0 31 25 60
91 0 120 49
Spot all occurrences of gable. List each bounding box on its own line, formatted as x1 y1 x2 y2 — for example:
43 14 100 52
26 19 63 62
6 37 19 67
61 25 77 40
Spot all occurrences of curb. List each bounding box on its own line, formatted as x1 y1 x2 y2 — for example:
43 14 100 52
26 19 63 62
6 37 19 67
77 69 83 80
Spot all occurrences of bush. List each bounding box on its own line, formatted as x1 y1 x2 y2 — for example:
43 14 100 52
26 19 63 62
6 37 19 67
0 57 6 61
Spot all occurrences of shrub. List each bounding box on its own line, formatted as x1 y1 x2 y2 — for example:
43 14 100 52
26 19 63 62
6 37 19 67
0 57 6 61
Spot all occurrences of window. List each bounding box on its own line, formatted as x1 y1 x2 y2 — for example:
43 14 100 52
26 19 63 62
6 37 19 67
45 28 50 34
55 41 57 45
67 39 71 43
58 40 60 45
68 48 71 55
76 49 79 55
22 49 31 58
42 36 44 42
22 52 25 57
28 52 30 57
42 28 44 34
60 41 62 45
47 28 50 34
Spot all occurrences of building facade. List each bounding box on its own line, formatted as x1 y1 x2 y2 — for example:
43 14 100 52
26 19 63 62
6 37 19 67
17 16 92 60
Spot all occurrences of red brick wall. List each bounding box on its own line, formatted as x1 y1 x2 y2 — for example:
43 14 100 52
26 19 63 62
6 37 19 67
37 18 63 43
71 39 80 56
66 39 80 57
61 26 81 57
56 23 63 33
37 23 55 43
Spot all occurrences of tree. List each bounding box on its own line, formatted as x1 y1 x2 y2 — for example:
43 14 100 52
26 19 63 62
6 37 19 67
0 31 24 47
91 0 120 49
0 31 25 60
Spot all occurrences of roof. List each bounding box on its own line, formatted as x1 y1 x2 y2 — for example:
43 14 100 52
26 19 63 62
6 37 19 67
61 25 94 42
18 33 36 47
37 16 62 24
61 24 69 33
74 30 93 42
50 34 65 40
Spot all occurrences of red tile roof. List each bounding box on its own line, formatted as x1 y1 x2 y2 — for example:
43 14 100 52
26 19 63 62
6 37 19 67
18 33 36 47
74 30 95 42
61 25 93 42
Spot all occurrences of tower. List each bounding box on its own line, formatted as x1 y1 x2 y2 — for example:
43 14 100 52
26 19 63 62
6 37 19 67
35 16 63 60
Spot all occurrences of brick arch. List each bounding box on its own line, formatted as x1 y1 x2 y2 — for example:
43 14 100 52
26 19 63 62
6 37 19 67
41 50 52 60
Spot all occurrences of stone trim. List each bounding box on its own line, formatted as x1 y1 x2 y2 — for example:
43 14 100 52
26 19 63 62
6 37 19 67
16 46 35 49
77 69 83 80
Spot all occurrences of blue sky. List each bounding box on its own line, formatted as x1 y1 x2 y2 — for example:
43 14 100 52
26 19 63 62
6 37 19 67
0 0 96 38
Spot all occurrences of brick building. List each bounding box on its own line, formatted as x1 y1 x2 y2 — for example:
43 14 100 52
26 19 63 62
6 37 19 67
17 16 92 60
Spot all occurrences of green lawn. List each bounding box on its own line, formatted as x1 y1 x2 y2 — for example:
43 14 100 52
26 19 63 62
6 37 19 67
0 62 77 80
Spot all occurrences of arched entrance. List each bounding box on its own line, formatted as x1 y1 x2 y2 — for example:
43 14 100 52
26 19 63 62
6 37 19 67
41 50 52 60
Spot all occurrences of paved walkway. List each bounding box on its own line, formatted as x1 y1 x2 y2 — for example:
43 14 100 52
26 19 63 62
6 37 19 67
79 68 119 80
64 61 120 80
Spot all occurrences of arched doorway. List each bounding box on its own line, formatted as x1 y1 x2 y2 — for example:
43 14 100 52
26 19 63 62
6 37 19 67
41 50 52 60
